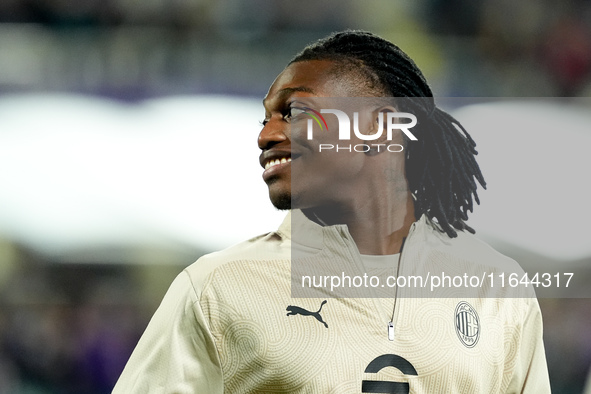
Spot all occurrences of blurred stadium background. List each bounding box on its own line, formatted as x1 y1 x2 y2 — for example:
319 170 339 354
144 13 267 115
0 1 590 393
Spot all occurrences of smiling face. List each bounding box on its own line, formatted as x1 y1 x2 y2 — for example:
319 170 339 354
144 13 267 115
258 60 394 210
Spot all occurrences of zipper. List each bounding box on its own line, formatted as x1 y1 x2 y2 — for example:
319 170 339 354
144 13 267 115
388 321 395 341
388 222 416 341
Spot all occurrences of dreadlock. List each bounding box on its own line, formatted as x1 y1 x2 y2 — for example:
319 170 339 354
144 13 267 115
290 30 486 238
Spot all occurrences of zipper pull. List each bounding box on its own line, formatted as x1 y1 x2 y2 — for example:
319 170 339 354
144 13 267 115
388 321 395 341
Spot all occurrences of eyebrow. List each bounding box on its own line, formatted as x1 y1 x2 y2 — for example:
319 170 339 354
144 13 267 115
262 86 316 106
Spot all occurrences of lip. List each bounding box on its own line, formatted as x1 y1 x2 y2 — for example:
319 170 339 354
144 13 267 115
260 149 299 182
259 149 292 168
262 158 291 182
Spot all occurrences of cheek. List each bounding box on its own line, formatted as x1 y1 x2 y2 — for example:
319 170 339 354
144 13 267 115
297 149 366 187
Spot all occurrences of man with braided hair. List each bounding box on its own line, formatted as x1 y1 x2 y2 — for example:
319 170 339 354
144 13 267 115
114 31 550 393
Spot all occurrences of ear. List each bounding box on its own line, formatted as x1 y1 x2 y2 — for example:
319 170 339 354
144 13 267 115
367 106 398 145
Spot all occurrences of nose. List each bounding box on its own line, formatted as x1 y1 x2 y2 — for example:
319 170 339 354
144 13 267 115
258 118 288 151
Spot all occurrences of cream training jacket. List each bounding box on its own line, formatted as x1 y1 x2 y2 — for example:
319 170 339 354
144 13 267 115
113 210 551 393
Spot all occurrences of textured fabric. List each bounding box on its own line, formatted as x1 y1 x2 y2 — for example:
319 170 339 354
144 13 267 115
113 210 550 393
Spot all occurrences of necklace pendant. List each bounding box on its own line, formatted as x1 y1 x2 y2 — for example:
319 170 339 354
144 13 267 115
388 321 395 341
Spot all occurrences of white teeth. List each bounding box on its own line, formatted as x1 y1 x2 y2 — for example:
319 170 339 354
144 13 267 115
265 157 292 170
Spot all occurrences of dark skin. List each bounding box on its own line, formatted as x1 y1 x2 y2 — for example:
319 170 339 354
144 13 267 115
259 60 415 255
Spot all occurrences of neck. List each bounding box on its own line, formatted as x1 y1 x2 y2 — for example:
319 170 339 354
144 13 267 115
302 191 416 255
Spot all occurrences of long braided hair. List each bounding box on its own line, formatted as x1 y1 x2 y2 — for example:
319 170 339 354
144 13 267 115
290 30 486 238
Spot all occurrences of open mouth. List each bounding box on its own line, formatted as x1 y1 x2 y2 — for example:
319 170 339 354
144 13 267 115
264 157 292 170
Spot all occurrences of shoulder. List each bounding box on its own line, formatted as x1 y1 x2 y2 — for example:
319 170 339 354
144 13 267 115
409 217 535 298
452 230 520 271
416 216 521 272
184 230 291 295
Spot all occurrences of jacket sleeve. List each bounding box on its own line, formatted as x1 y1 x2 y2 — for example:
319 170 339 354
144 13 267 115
506 297 551 393
112 271 223 394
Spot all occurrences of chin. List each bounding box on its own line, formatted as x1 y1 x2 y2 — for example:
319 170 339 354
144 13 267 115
269 190 291 210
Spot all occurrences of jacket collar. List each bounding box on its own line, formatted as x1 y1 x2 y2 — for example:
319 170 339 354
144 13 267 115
277 209 327 250
277 209 438 251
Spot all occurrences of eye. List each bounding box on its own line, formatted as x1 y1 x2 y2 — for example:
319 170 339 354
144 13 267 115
259 119 269 126
284 105 306 122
